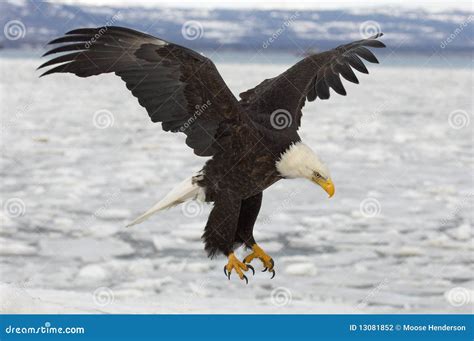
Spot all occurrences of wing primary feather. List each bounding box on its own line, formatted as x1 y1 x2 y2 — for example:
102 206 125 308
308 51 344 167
66 27 102 35
39 63 73 77
315 75 330 100
37 52 81 69
354 47 379 63
362 39 386 48
324 67 346 95
335 62 359 84
42 43 86 56
345 53 369 74
48 35 90 44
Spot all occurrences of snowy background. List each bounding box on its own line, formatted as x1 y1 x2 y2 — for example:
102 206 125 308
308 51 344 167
0 3 473 314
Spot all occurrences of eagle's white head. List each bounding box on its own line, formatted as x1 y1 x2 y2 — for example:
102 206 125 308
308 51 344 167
276 142 335 198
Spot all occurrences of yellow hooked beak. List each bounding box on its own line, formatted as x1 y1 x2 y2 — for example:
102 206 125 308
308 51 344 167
312 176 335 198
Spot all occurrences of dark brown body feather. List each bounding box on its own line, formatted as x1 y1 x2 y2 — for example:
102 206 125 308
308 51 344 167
38 26 385 258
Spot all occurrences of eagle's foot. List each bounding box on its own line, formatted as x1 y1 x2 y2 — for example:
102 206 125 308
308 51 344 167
223 253 255 284
243 244 276 279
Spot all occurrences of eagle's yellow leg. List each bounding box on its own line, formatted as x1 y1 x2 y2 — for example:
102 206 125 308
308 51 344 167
243 244 275 278
224 253 254 284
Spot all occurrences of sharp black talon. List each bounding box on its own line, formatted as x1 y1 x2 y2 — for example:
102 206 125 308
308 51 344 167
270 270 276 279
262 267 268 272
224 266 231 280
247 264 255 275
270 259 275 268
242 275 248 284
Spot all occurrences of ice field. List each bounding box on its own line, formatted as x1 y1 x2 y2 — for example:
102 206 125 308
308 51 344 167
0 50 472 313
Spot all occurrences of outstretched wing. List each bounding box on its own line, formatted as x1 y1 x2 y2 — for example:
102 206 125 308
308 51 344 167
239 33 385 130
38 26 241 156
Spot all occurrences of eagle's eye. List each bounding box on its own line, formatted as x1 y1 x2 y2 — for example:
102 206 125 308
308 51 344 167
313 172 322 179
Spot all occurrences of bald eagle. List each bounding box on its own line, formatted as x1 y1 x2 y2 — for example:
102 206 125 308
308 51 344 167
39 26 385 283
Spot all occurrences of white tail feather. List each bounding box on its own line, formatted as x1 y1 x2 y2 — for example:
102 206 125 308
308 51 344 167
126 175 204 227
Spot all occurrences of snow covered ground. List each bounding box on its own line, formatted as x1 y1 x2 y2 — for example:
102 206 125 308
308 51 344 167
0 50 472 314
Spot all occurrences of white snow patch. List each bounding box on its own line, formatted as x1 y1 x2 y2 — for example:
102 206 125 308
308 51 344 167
0 238 36 255
284 263 318 276
77 264 108 281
